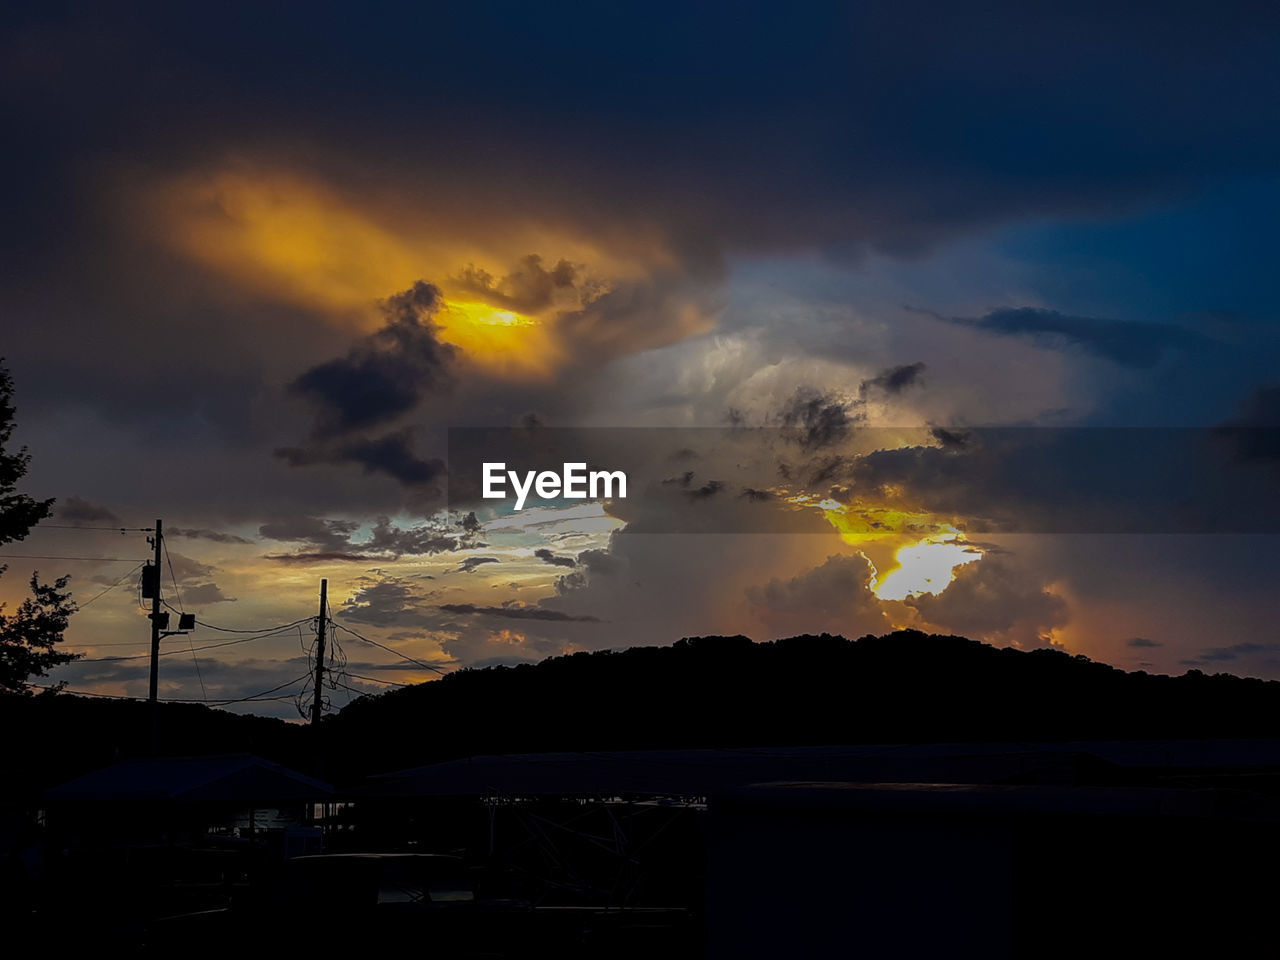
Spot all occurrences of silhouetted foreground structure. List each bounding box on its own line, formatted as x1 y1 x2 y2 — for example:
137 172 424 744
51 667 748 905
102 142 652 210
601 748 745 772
12 631 1280 955
708 782 1277 958
31 756 330 946
46 754 330 849
360 738 1280 797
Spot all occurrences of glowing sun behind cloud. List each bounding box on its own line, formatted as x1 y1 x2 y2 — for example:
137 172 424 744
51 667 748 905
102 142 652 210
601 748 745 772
142 164 707 381
437 300 561 379
788 485 985 602
872 533 982 601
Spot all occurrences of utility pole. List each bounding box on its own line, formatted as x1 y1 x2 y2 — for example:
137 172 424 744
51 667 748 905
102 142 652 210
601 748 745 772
148 518 163 753
310 578 328 725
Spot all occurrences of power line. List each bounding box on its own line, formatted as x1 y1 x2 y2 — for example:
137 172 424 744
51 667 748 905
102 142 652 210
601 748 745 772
66 639 185 649
29 673 311 704
346 672 408 687
162 539 185 613
213 674 313 704
0 554 143 562
160 601 313 635
36 525 154 531
75 562 146 609
330 621 447 674
161 538 204 702
331 679 371 698
194 615 314 634
72 624 304 662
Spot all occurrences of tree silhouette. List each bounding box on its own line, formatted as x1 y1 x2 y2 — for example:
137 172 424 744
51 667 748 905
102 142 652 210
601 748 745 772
0 360 78 694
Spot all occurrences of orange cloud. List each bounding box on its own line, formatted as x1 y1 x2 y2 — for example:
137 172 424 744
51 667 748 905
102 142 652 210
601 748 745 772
144 164 718 380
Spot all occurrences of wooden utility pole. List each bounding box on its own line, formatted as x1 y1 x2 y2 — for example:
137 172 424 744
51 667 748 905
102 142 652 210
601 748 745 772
310 578 328 725
148 518 163 753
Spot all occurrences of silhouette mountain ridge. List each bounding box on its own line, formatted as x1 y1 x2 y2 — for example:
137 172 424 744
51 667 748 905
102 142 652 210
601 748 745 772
9 630 1280 790
322 629 1280 778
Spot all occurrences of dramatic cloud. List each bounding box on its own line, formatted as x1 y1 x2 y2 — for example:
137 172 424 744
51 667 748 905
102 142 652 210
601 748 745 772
289 281 456 436
163 552 237 607
56 496 121 525
553 548 620 595
533 548 577 568
438 603 600 623
277 431 446 491
457 556 501 574
747 553 887 637
182 582 236 604
340 576 433 628
263 551 382 564
273 282 454 499
1216 384 1280 465
1127 637 1162 648
686 480 725 500
455 254 581 314
906 556 1068 649
169 527 254 544
859 362 927 399
259 517 361 552
936 307 1213 368
259 514 476 561
780 390 861 449
1189 641 1280 664
9 3 1280 699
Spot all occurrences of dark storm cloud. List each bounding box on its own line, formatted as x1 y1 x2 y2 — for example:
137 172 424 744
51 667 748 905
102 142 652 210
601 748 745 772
779 365 925 451
259 517 360 552
906 556 1068 649
780 390 861 449
169 527 254 545
263 552 382 564
533 548 577 568
686 480 724 500
457 556 500 573
747 553 886 636
804 455 850 488
341 576 432 627
277 431 446 493
1127 637 1162 648
455 254 579 313
273 282 453 498
1183 642 1280 666
183 582 236 604
20 3 1280 270
1215 384 1280 464
935 307 1214 368
135 550 237 606
859 362 927 399
365 515 478 555
56 496 121 525
164 552 216 582
930 427 974 451
554 547 620 594
845 427 1280 534
289 282 456 436
259 513 477 562
439 602 600 623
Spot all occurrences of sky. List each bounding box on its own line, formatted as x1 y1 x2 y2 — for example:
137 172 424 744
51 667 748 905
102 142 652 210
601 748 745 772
3 2 1280 717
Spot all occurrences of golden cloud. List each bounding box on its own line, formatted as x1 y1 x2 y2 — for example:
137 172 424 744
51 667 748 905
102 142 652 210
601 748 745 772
145 163 719 380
